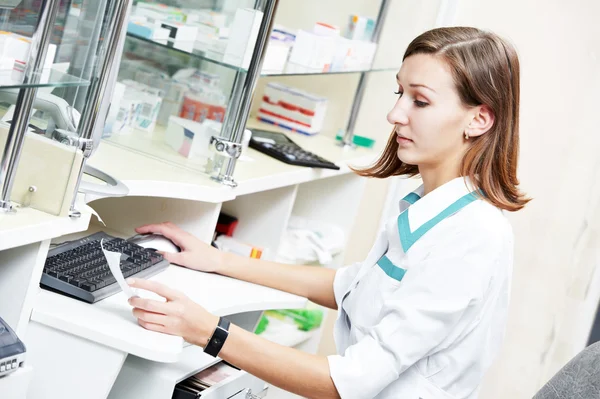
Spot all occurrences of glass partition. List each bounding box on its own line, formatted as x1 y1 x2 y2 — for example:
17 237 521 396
0 0 113 215
102 0 260 174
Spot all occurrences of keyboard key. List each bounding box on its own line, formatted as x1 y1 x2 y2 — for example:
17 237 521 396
70 278 85 287
123 269 136 278
104 276 117 286
80 282 95 291
92 279 105 289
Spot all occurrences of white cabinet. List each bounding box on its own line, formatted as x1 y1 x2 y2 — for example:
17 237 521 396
0 367 33 399
0 201 92 399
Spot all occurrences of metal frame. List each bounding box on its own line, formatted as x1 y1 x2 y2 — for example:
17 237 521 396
209 0 279 187
0 0 61 212
68 0 133 217
339 0 390 148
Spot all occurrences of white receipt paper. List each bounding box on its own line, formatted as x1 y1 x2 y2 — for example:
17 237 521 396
101 239 138 299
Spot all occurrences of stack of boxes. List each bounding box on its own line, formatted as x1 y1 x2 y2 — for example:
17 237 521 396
127 2 263 69
126 2 378 74
257 82 328 136
286 15 378 73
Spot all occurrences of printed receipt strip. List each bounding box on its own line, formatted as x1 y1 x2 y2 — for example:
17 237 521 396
101 238 138 299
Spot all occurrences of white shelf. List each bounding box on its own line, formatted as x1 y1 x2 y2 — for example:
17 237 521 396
31 264 306 363
90 120 377 203
86 133 234 204
0 202 91 251
0 366 33 399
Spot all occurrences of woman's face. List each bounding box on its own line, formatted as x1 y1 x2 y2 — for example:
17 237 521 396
387 54 473 168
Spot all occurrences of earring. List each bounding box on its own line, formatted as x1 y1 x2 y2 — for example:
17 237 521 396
464 131 470 140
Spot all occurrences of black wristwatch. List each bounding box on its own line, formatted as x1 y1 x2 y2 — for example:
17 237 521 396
204 317 231 357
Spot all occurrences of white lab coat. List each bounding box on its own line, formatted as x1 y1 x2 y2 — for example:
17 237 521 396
327 177 514 399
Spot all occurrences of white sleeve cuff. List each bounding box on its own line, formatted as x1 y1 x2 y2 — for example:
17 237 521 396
327 336 399 399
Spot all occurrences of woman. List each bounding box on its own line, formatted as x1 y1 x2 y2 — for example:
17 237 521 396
126 26 529 399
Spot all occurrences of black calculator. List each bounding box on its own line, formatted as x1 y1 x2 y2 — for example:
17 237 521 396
249 129 340 170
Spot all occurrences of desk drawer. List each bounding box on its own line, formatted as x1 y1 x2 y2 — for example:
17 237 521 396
174 361 265 399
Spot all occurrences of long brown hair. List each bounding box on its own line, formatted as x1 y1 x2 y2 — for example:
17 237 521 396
355 27 530 211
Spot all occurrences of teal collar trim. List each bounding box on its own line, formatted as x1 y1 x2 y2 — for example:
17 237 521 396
377 254 407 281
402 192 422 205
398 191 479 253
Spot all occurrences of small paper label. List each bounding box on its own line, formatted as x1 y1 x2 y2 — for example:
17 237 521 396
101 239 138 299
90 207 106 227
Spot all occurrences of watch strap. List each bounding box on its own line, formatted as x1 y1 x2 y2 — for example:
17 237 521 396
204 317 230 357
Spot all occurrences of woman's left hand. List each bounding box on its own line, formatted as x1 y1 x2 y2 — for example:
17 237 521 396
126 278 219 347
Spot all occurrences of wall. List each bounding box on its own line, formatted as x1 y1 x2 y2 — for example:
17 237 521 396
453 0 600 397
315 1 600 398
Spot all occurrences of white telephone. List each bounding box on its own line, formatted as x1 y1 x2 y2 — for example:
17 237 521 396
0 88 80 139
0 88 128 200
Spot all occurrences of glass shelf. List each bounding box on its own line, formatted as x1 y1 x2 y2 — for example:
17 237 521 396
126 33 397 78
0 68 90 90
126 32 248 73
261 64 397 77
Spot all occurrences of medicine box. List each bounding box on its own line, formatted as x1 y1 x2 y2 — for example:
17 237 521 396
121 80 163 133
164 115 222 159
223 8 263 69
288 29 335 72
344 15 376 41
0 32 57 82
154 20 199 52
262 26 296 73
257 82 328 136
127 21 171 44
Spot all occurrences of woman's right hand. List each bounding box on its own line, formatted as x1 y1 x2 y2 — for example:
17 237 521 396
135 222 226 274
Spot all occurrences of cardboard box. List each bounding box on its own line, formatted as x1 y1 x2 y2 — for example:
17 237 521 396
288 29 335 72
223 8 263 69
0 32 57 82
262 27 295 73
258 82 328 135
344 15 376 41
164 115 222 159
127 21 171 44
121 80 163 133
154 20 199 52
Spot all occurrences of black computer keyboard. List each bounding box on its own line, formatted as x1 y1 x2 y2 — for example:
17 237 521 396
41 232 169 303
